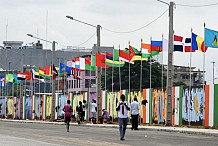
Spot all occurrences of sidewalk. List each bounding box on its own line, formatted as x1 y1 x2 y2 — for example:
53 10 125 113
1 119 218 137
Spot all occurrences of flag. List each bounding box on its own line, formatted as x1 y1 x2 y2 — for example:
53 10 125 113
25 72 32 80
141 43 151 58
184 38 195 52
13 74 20 84
119 49 134 63
73 74 81 80
192 32 208 52
162 38 168 52
106 52 113 60
91 55 96 67
113 48 119 61
151 40 163 52
39 67 46 78
79 57 85 71
59 63 66 75
205 28 218 48
17 72 26 80
66 61 73 74
96 53 106 67
85 57 96 71
6 74 14 83
129 45 141 55
52 65 58 79
75 57 80 70
45 66 52 76
72 59 76 70
174 35 184 52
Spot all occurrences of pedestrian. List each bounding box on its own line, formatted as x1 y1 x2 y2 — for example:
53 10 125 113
91 99 97 124
76 101 83 124
116 94 130 140
131 96 140 130
63 100 73 132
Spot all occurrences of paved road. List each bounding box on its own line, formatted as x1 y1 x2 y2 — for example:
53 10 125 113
0 121 218 146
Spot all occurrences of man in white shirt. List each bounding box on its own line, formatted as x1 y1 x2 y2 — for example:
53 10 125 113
116 94 130 141
131 96 140 130
91 99 97 124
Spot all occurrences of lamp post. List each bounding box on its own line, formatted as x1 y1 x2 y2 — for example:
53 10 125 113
211 61 215 84
27 34 56 120
66 16 101 123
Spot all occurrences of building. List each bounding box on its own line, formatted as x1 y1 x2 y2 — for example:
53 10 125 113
163 65 204 86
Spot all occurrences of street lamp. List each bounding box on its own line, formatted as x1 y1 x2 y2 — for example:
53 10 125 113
27 33 56 120
211 61 215 84
66 16 101 123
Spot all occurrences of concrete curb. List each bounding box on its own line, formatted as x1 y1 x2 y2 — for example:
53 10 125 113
1 119 218 137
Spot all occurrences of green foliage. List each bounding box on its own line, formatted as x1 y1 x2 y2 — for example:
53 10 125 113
101 59 167 91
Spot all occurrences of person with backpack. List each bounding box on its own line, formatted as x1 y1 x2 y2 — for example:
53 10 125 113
116 94 130 141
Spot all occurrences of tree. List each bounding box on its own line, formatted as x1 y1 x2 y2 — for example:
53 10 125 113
101 59 167 91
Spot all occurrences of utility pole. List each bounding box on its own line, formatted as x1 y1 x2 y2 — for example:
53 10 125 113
96 25 101 123
51 41 56 120
166 1 174 126
20 53 24 119
211 61 215 84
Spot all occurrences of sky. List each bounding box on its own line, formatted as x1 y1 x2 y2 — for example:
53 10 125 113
0 0 218 84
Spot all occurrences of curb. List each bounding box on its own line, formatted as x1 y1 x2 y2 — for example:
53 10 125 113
1 119 218 137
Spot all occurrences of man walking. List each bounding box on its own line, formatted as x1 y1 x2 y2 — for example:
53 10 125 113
131 96 140 130
116 94 130 140
63 100 73 132
91 99 97 124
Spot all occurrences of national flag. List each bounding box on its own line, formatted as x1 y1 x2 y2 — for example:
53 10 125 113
72 59 76 70
106 58 125 67
151 40 163 52
141 43 151 58
119 49 134 63
75 57 80 70
96 53 106 67
66 61 73 74
205 28 218 48
59 63 66 75
129 45 141 55
6 74 14 83
85 57 96 71
174 35 184 52
17 72 26 80
52 64 58 79
106 52 113 60
13 74 20 84
79 57 85 71
192 32 208 52
113 48 119 61
45 66 52 76
39 67 46 78
91 55 96 67
184 38 195 52
162 38 168 52
25 72 32 80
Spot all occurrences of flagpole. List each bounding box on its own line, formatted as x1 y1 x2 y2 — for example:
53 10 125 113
150 37 152 96
162 35 164 92
105 52 106 92
189 28 193 126
202 22 206 127
128 42 131 101
58 58 60 94
140 39 143 96
112 46 114 122
119 45 122 91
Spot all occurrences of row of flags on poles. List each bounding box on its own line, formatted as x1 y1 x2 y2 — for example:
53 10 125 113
0 27 217 86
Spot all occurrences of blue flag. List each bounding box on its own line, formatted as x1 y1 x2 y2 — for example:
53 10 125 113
59 63 66 74
65 66 72 73
205 28 218 48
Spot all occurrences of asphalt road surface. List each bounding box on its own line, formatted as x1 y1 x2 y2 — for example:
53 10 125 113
0 121 218 146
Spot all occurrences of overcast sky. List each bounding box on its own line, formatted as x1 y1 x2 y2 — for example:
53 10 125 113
0 0 218 83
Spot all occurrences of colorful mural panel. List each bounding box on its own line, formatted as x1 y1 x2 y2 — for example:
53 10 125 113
152 89 166 124
0 97 6 118
182 87 204 125
35 95 42 120
25 96 32 119
58 95 67 118
45 96 52 119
